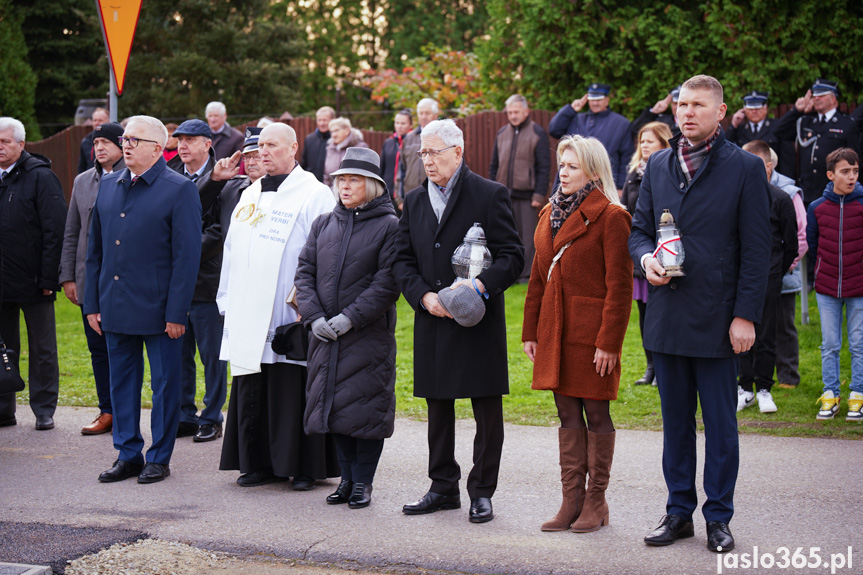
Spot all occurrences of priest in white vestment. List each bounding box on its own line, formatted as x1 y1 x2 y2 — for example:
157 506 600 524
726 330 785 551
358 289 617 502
217 123 339 488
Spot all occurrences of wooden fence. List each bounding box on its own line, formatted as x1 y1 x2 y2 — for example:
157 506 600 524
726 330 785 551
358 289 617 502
25 103 857 202
26 111 559 202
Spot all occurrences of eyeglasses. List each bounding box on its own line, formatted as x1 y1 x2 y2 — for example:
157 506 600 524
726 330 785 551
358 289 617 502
416 145 457 159
119 136 159 148
243 152 261 162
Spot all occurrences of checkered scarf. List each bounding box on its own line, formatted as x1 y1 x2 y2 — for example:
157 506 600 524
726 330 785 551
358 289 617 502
677 126 721 185
549 180 596 239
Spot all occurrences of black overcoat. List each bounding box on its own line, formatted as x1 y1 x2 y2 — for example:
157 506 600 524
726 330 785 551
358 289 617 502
392 164 524 399
296 194 400 440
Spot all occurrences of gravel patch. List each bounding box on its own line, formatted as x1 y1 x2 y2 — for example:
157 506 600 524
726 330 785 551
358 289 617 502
0 522 146 575
64 538 421 575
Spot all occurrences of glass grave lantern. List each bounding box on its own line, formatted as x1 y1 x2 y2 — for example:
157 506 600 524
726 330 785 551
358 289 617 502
653 209 685 277
451 223 492 282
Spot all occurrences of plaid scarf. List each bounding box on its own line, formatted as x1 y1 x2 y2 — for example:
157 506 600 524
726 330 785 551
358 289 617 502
677 126 721 185
549 180 596 239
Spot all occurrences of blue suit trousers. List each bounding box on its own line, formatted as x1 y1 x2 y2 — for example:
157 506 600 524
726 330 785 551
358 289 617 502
105 332 183 465
179 301 227 425
653 352 739 524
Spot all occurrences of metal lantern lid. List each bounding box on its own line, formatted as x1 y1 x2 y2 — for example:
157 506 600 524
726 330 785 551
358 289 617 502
659 209 676 227
462 222 487 245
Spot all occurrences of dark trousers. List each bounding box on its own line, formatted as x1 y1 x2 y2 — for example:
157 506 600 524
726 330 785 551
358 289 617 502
180 301 228 425
653 352 739 524
739 274 781 392
105 331 183 465
0 301 59 419
511 195 539 282
332 434 385 484
426 395 504 499
81 309 111 414
775 292 801 386
636 299 653 366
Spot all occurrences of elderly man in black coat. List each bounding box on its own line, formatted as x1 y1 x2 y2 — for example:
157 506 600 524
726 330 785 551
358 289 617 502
393 119 524 524
0 117 67 431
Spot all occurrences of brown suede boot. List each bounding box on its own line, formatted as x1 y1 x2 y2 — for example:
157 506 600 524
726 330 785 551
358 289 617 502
571 430 615 533
541 427 587 531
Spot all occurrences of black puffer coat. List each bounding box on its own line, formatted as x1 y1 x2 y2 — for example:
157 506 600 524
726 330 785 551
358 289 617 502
296 193 400 440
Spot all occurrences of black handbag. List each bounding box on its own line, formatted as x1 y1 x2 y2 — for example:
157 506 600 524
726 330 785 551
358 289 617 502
0 337 25 394
270 321 310 361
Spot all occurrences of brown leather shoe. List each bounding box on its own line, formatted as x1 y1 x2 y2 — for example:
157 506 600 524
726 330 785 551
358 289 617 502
81 413 113 435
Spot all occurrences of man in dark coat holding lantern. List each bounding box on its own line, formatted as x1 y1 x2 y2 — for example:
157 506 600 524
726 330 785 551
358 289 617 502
629 75 771 553
393 119 524 524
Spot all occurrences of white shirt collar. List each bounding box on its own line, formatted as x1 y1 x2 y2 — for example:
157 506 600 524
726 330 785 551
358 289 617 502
0 161 17 178
184 161 208 178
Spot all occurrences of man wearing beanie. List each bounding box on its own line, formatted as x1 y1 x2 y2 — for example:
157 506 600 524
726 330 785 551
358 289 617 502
61 122 126 435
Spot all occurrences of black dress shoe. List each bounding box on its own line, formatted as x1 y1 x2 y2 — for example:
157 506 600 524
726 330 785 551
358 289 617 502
176 422 198 437
35 415 54 430
236 469 288 487
402 491 461 515
137 462 170 484
348 483 373 509
644 514 695 546
292 476 316 491
326 479 353 504
634 365 655 385
469 497 494 523
193 422 223 443
0 415 16 427
706 521 735 553
99 459 143 483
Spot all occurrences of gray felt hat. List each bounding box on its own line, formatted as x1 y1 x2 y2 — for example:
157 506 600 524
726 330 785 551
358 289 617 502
329 147 386 186
438 283 486 327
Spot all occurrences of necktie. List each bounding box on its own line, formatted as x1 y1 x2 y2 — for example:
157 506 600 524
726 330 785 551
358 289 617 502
750 123 757 133
0 171 6 181
187 173 199 183
131 175 139 186
819 115 825 125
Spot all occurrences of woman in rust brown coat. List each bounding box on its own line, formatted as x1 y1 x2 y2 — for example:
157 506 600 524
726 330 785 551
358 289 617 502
522 135 633 534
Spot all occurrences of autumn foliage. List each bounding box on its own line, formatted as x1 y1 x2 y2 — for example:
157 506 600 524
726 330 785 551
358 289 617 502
360 46 492 116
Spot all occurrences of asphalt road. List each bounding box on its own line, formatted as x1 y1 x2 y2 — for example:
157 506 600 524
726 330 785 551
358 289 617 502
1 406 860 575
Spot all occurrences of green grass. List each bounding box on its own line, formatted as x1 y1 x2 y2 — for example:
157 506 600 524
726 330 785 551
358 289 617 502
12 288 862 439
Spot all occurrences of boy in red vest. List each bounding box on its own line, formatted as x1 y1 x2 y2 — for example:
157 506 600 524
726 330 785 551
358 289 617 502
806 148 863 421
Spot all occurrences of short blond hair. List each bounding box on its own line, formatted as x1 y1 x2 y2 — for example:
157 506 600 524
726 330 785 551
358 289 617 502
556 135 621 206
682 75 724 105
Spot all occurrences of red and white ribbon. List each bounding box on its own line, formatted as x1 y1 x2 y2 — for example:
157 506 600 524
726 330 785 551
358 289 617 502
652 236 681 259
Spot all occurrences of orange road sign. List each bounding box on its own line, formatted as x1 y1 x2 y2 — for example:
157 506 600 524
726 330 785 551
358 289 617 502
95 0 143 95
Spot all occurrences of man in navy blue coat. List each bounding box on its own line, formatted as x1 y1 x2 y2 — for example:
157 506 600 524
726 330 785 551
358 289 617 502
629 76 771 553
84 115 202 484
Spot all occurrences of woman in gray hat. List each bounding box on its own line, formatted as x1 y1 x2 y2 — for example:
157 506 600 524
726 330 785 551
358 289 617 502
295 147 400 509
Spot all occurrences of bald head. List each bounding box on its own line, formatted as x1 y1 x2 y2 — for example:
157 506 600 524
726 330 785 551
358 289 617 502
258 123 299 175
260 122 296 146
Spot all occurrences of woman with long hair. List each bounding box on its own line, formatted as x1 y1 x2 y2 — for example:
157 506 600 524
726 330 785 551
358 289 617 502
523 135 633 533
622 122 673 385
